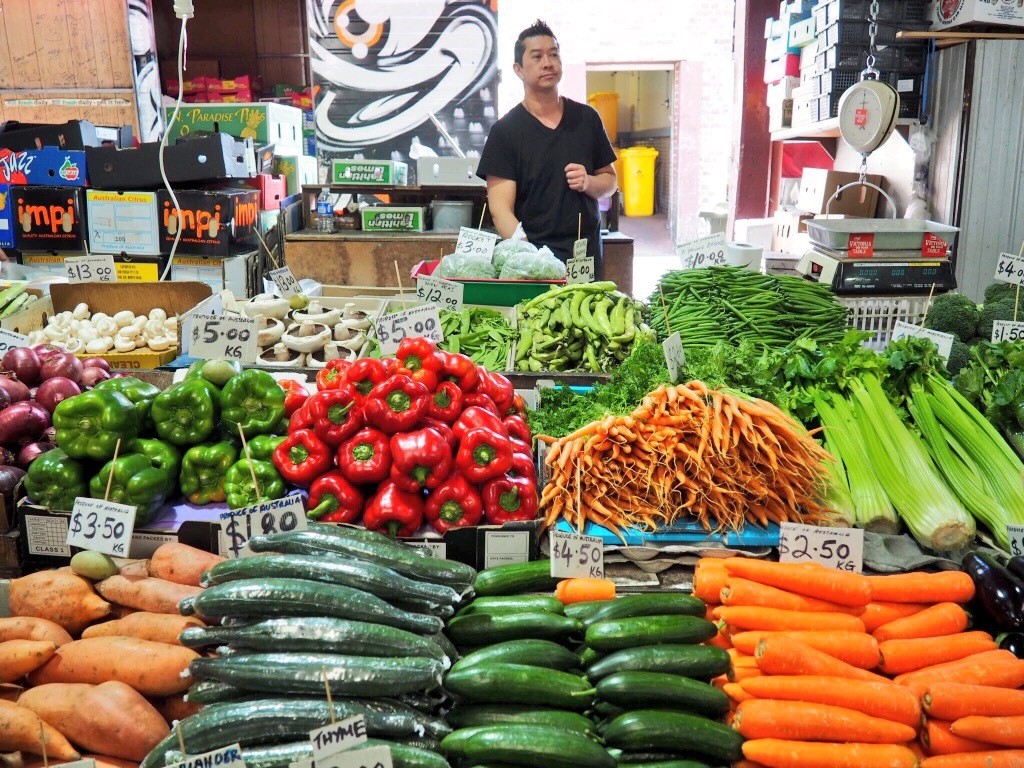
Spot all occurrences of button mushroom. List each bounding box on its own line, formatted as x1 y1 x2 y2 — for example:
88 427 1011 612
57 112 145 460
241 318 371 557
86 337 114 354
258 317 286 347
282 321 331 354
244 294 291 320
259 342 304 368
292 301 342 327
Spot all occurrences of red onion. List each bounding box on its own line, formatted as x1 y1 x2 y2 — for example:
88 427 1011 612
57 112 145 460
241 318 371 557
80 356 111 373
2 347 40 385
79 367 111 388
40 352 83 384
35 377 81 413
17 442 54 468
33 343 65 364
41 426 56 443
0 375 31 404
0 401 50 445
0 466 26 493
0 447 15 466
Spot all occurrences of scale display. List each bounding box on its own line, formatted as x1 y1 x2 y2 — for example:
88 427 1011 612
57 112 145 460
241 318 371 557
797 250 956 294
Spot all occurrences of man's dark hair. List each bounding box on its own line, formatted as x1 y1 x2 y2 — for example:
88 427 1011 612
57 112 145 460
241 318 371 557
514 20 557 66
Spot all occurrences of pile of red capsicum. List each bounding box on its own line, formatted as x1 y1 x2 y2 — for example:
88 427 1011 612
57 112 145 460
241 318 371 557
271 338 537 536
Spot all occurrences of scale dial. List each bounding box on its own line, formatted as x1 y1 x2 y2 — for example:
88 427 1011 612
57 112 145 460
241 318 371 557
838 80 901 154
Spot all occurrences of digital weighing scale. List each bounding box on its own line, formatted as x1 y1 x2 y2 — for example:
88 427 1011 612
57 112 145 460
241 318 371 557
796 249 957 294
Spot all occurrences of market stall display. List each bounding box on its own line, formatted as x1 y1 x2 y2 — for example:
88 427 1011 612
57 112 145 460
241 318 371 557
29 306 178 356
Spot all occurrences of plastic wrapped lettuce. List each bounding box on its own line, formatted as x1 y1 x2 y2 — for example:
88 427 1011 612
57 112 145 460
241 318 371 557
438 252 497 279
499 246 567 280
492 238 538 272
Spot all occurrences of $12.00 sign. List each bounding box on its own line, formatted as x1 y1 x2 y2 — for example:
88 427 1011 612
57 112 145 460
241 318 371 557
779 522 864 573
550 530 604 578
190 313 259 363
67 498 137 557
415 275 463 312
374 304 443 355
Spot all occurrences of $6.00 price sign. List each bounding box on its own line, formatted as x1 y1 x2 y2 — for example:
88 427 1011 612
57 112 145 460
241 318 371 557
67 498 137 557
565 256 595 285
374 304 443 355
220 496 308 558
550 530 604 578
190 313 259 363
779 522 864 573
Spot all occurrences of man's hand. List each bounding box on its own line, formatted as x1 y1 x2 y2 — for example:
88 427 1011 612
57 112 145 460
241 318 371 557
565 163 589 193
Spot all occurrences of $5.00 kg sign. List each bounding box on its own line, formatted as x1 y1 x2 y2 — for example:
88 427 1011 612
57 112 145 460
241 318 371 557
374 304 443 355
190 313 259 363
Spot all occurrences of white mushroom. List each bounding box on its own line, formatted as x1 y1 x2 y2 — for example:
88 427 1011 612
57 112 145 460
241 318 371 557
92 312 110 323
65 338 85 353
291 301 342 326
86 337 113 354
43 326 64 342
341 304 373 331
334 323 358 342
282 321 331 354
118 325 141 339
131 316 147 332
72 303 89 320
258 317 286 347
27 330 46 345
164 316 178 332
114 336 136 353
145 319 164 339
135 338 148 350
95 317 117 337
149 308 168 323
77 326 99 344
147 336 171 352
336 330 367 352
259 342 304 368
113 310 135 328
244 294 290 320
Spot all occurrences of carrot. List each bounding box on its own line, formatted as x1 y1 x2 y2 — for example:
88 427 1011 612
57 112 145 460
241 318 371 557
924 718 998 754
0 699 80 760
921 752 1024 768
94 575 202 615
860 602 931 633
755 638 889 683
739 676 921 729
924 682 1024 720
873 602 969 643
897 652 1024 696
729 666 764 682
554 578 615 604
879 631 998 675
742 738 919 768
148 542 225 587
80 612 205 646
0 640 58 684
707 629 732 649
867 571 975 604
722 559 871 607
694 558 729 604
0 617 72 646
721 578 863 614
732 631 880 669
9 571 110 635
733 699 916 743
951 716 1024 748
724 682 755 703
717 606 867 633
712 673 729 690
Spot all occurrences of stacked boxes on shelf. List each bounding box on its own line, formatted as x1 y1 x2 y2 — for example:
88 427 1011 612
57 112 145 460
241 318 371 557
764 0 815 130
164 75 264 103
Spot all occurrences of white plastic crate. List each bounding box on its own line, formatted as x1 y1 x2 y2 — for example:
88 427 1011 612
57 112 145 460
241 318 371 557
842 295 931 350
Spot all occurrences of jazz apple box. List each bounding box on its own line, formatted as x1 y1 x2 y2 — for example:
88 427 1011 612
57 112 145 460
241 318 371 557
157 189 259 258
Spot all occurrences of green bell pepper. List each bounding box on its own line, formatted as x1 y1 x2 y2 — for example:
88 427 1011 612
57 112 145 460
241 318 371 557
131 438 182 496
53 390 138 461
23 448 87 511
221 369 286 439
180 442 238 505
94 377 161 432
247 434 285 462
151 380 218 447
186 359 208 378
89 454 170 523
224 458 285 509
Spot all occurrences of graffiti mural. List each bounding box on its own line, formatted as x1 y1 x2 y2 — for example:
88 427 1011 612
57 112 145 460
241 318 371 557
127 0 164 142
308 0 499 175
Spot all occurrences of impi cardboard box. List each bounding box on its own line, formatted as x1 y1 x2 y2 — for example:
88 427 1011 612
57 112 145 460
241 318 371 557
156 188 259 257
12 186 87 252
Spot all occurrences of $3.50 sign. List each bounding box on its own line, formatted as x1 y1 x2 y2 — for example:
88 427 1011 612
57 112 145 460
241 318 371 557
67 498 136 557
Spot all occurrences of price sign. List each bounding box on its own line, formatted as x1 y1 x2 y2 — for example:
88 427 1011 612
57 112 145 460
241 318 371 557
566 256 595 285
66 254 117 284
662 332 686 383
66 498 136 557
374 304 443 355
550 530 604 578
992 320 1024 343
167 744 246 768
1009 525 1024 557
995 252 1024 285
269 267 301 298
572 238 588 259
190 313 258 363
0 328 28 356
51 760 97 768
890 320 955 361
778 522 864 573
679 233 727 270
319 746 393 768
310 716 367 761
415 275 464 312
219 496 308 559
454 227 499 260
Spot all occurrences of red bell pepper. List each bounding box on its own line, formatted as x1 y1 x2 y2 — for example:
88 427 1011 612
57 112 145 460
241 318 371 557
503 415 532 444
363 375 429 434
272 429 332 488
289 398 315 432
510 437 532 458
398 366 439 392
396 337 444 377
307 387 364 447
455 427 513 484
344 357 389 397
425 474 483 533
418 417 457 452
306 470 364 523
482 474 539 524
453 406 509 442
427 381 463 424
384 357 401 375
462 393 499 415
507 393 528 418
364 481 424 537
279 379 310 417
441 351 479 392
338 427 391 485
389 427 452 491
478 370 514 414
317 359 352 391
508 453 536 483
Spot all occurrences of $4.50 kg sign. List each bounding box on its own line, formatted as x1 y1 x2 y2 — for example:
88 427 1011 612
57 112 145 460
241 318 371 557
550 530 604 578
220 495 308 558
190 313 258 363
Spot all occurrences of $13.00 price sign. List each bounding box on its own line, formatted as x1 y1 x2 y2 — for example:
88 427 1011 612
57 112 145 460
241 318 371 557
220 495 308 559
415 275 463 312
992 320 1024 343
0 328 28 357
269 266 301 297
455 227 499 260
374 304 443 355
890 320 955 361
66 254 117 284
779 522 864 573
679 233 727 270
566 256 595 285
995 252 1024 286
1009 525 1024 557
190 313 258 363
550 530 604 579
66 498 137 557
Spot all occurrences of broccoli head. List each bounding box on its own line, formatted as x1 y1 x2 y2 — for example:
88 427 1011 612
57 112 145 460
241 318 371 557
924 292 981 341
946 338 971 376
977 298 1019 340
985 282 1017 304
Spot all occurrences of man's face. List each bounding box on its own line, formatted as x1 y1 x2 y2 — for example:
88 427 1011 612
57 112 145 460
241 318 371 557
515 35 561 92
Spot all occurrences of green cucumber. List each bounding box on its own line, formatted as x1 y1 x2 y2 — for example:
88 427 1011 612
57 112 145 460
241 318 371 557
601 709 743 765
443 663 594 711
581 594 706 628
451 639 579 672
447 705 596 735
579 647 604 668
473 560 561 596
585 616 717 651
609 752 710 765
586 645 730 682
162 739 450 768
440 727 492 760
564 600 613 621
446 612 581 647
395 596 456 619
456 595 564 616
185 680 251 705
190 578 442 635
617 761 710 768
595 672 728 716
461 725 615 768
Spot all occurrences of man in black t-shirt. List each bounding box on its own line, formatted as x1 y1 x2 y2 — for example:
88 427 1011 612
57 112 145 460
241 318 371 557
476 20 617 263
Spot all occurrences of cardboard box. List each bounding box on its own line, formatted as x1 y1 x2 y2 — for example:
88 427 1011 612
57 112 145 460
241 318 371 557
86 190 161 255
360 206 427 232
800 39 819 70
773 209 815 253
789 17 817 46
171 251 259 297
929 0 1024 29
163 103 304 151
156 189 259 257
246 174 287 211
274 154 317 195
0 120 98 152
0 185 13 249
769 100 794 132
0 289 50 335
85 135 253 191
765 54 800 84
19 253 167 283
766 34 800 61
0 148 88 186
12 186 87 252
797 169 883 216
416 157 484 187
331 159 409 186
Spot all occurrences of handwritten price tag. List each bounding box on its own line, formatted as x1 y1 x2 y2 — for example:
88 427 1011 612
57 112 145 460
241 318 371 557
374 304 443 355
572 238 588 259
167 744 245 768
310 716 367 761
0 328 28 356
190 313 258 363
550 530 604 578
219 496 307 559
565 256 595 285
66 254 116 284
67 498 136 557
992 320 1024 343
995 252 1024 285
779 522 864 573
415 275 464 312
662 332 686 383
1009 525 1024 557
269 266 301 298
890 320 954 361
679 233 727 270
318 746 393 768
454 227 499 260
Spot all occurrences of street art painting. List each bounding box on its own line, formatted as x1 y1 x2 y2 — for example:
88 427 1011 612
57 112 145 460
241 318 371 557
127 0 163 142
307 0 499 177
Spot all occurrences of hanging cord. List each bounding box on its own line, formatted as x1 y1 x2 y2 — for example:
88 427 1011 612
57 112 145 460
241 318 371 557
159 14 190 281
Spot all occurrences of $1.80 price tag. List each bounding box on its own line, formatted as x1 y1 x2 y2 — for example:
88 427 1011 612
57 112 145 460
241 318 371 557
995 252 1024 286
1009 525 1024 557
220 496 307 559
66 254 117 284
67 498 136 557
190 313 258 363
269 266 301 297
779 522 864 573
455 227 499 260
374 304 443 355
0 328 28 356
662 332 686 383
566 256 594 285
550 530 604 578
415 275 463 312
679 233 727 270
890 320 954 361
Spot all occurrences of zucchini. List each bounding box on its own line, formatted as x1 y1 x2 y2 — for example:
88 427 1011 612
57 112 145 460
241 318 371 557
622 762 711 768
439 726 491 760
185 680 251 705
456 595 564 616
162 739 450 768
394 596 456 619
451 639 579 672
594 672 728 717
431 632 459 663
202 553 461 605
447 705 596 735
586 645 730 682
601 709 743 765
473 560 560 596
443 663 594 711
190 578 442 635
180 617 447 662
609 752 710 765
461 725 615 768
564 600 613 621
581 594 706 628
585 616 717 652
446 612 581 647
579 647 604 668
189 653 444 697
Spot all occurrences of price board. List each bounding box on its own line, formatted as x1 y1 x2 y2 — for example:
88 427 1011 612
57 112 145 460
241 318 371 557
167 744 246 768
679 233 727 270
1009 525 1024 557
0 328 28 357
269 266 302 298
415 275 463 312
662 332 686 383
219 495 308 559
992 320 1024 343
995 252 1024 286
66 498 137 557
190 313 259 363
454 227 499 260
890 320 955 361
66 254 117 283
550 530 604 578
566 256 595 285
310 716 367 761
374 304 443 355
779 522 864 573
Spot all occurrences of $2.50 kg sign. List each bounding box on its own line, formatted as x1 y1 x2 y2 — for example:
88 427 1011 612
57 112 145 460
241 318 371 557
374 304 443 355
190 313 258 363
550 530 604 578
220 495 308 558
779 522 864 573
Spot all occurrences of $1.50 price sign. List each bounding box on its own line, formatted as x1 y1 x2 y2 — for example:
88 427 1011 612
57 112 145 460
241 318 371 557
995 252 1024 286
190 313 258 363
415 275 463 312
269 266 301 297
992 320 1024 343
66 254 117 284
220 495 307 559
455 227 499 260
679 233 727 270
566 256 595 285
374 304 443 355
67 498 137 557
890 320 954 361
1009 525 1024 557
550 530 604 578
662 332 686 383
0 328 28 357
779 522 864 573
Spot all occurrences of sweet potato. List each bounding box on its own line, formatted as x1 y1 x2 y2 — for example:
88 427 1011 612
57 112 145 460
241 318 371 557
19 681 170 761
157 693 203 724
9 571 111 634
148 543 224 587
94 575 202 615
81 613 205 646
23 756 139 768
0 685 21 702
0 640 58 683
0 617 73 646
118 560 151 579
27 637 198 697
0 699 80 761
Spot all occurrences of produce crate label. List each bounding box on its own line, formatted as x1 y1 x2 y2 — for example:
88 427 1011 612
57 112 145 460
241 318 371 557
1009 525 1024 557
566 256 595 285
417 541 447 559
374 304 443 355
572 238 588 260
359 207 425 232
167 743 247 768
310 716 367 760
663 332 686 383
67 498 137 558
114 260 160 282
190 313 258 364
415 275 463 312
24 514 71 557
0 327 28 355
269 266 301 298
484 530 531 568
679 233 727 270
779 522 864 573
220 495 308 559
995 252 1024 285
320 746 393 768
454 227 498 260
847 233 875 258
992 320 1024 343
66 254 116 284
890 321 954 361
85 190 161 255
550 530 604 579
331 159 408 185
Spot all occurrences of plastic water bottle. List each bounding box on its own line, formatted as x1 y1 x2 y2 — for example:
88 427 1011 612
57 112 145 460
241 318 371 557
316 189 334 233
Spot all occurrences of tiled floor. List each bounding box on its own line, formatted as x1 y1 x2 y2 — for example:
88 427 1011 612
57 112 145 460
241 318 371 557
618 213 680 299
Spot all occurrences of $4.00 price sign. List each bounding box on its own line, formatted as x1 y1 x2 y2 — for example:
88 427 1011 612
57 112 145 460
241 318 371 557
66 254 117 284
190 313 259 363
220 495 308 559
374 304 443 355
566 256 595 285
269 266 302 298
779 522 864 573
550 530 604 579
679 233 727 271
0 328 28 357
992 320 1024 343
890 320 954 361
415 275 463 312
995 252 1024 286
1009 525 1024 557
67 498 137 557
455 227 499 260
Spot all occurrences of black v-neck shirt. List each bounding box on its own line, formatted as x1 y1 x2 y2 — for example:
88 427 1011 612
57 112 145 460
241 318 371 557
476 98 616 261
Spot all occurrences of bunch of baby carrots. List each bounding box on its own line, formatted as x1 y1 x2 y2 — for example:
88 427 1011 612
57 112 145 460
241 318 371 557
693 557 1024 768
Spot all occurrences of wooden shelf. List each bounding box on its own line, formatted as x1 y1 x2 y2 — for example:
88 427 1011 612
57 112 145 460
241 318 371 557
302 183 486 196
771 117 918 142
898 29 1024 48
